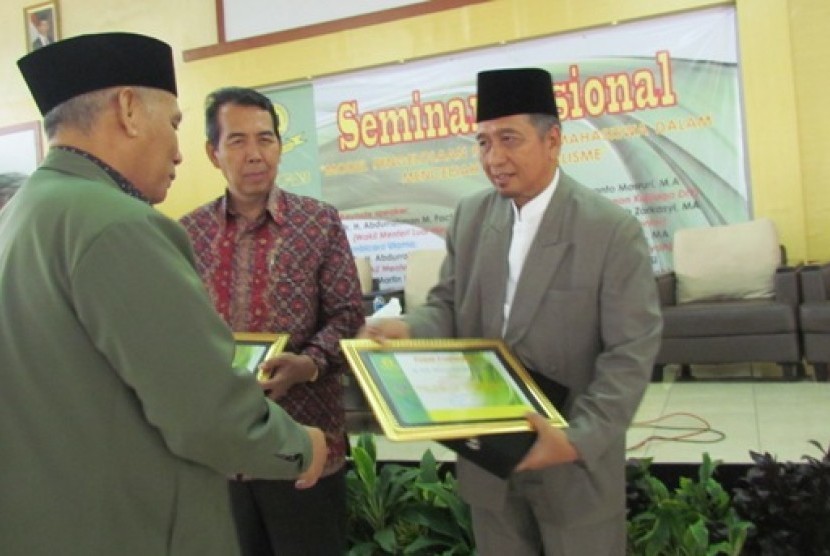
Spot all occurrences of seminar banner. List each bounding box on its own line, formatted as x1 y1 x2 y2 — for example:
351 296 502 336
265 6 747 289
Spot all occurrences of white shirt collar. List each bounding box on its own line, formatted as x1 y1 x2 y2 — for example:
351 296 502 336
510 167 560 222
502 167 560 335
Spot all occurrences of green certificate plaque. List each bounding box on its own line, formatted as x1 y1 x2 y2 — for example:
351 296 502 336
233 332 290 381
340 338 567 441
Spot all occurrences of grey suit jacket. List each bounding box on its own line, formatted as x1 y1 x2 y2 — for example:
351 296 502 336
406 173 662 528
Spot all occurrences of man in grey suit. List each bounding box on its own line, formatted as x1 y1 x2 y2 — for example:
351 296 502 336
363 68 662 555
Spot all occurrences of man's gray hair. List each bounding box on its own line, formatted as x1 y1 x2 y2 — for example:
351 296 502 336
43 88 113 138
526 113 560 139
42 86 159 139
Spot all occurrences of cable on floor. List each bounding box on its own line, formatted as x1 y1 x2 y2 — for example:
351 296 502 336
626 411 726 451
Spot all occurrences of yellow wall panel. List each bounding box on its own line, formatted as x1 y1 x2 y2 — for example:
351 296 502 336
789 0 830 262
736 0 806 261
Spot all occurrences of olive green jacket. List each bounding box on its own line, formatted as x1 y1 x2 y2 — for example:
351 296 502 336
0 149 312 555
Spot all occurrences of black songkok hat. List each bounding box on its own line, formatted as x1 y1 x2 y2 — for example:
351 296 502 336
476 68 558 123
17 32 177 116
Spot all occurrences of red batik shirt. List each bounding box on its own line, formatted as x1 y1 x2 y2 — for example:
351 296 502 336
180 188 364 474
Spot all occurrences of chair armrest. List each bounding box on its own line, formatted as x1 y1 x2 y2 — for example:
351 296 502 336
800 263 830 302
655 272 677 307
774 266 800 309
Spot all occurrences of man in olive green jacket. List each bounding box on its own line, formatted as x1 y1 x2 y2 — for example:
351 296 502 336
0 33 325 555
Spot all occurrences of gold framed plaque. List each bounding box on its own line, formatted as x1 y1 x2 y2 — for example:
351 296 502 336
233 332 290 381
339 338 567 441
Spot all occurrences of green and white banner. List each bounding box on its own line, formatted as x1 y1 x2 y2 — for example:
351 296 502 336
265 6 746 288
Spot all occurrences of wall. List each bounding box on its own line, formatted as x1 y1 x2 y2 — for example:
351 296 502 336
789 0 830 261
1 0 828 262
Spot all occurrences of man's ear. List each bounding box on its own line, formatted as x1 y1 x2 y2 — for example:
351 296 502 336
548 124 562 146
547 124 562 160
205 141 221 169
115 87 140 138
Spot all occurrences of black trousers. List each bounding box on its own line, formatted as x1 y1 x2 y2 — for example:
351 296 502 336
228 467 347 556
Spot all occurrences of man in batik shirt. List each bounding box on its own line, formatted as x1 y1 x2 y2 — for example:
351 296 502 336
180 87 364 556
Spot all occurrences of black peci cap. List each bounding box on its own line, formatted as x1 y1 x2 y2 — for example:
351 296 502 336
18 32 177 116
476 67 558 123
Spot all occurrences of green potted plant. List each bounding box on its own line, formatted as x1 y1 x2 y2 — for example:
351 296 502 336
732 440 830 555
346 433 474 555
626 453 752 555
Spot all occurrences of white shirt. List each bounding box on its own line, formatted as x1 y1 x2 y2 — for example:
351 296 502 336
502 168 560 335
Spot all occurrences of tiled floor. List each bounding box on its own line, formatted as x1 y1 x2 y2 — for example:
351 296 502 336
362 364 830 465
627 365 830 464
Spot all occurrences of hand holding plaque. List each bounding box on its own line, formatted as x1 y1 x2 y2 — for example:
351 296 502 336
232 332 290 381
340 338 568 478
339 338 567 441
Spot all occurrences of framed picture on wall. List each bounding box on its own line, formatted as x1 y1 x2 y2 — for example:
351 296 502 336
24 1 60 54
